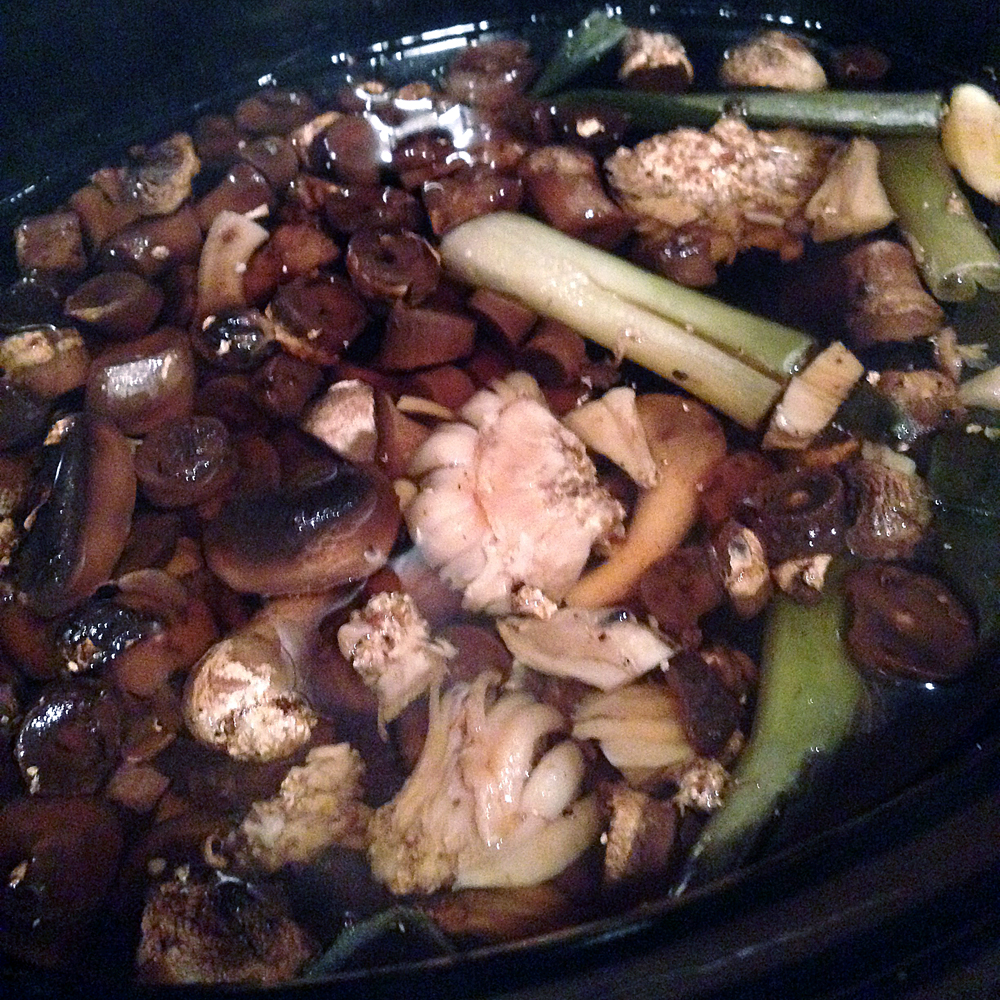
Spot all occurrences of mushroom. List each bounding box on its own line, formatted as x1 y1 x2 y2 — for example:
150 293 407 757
124 133 201 216
182 613 317 762
136 874 315 985
15 414 136 617
337 590 456 730
562 386 660 489
719 30 828 91
191 309 276 372
85 326 197 436
346 227 441 305
844 563 977 681
203 460 400 596
367 672 599 894
196 210 270 321
300 379 378 464
566 394 726 608
64 271 165 340
239 743 372 871
0 325 90 400
619 28 694 92
403 372 624 614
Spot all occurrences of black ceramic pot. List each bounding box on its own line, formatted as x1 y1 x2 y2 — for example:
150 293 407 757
3 2 1000 997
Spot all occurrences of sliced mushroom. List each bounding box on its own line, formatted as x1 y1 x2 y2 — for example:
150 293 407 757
720 31 827 91
203 461 400 596
844 563 977 681
15 414 136 617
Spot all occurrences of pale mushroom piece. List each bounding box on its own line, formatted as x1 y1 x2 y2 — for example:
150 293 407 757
619 28 694 91
720 30 828 91
300 379 377 463
239 743 372 871
367 673 598 894
562 386 659 488
337 590 457 730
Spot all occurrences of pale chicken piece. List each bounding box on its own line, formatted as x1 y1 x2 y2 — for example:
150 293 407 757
367 672 599 895
337 590 457 730
605 116 838 265
239 743 372 871
404 373 624 614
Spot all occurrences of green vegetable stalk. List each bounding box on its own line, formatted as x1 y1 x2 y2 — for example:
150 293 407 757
878 137 1000 301
439 212 816 429
555 89 945 135
676 562 865 891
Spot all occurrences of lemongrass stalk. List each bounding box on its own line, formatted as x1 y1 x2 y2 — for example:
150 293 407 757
440 213 816 428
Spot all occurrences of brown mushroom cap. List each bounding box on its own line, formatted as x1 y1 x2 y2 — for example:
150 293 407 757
203 463 401 595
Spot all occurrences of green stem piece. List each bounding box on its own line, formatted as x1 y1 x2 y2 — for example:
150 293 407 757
878 137 1000 302
529 8 629 99
676 561 865 891
556 89 945 135
439 213 816 429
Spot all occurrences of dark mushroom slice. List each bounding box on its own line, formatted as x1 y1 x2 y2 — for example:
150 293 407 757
251 352 323 420
0 796 123 967
136 873 315 985
663 650 743 759
192 308 276 372
0 379 50 451
346 227 441 306
134 415 238 509
843 562 977 682
203 461 401 595
639 546 725 649
14 414 136 617
124 133 201 216
444 38 537 110
15 679 124 795
85 326 196 436
422 166 524 236
234 88 319 136
842 240 945 346
533 101 631 160
323 184 424 236
238 135 299 190
267 275 369 366
745 467 848 563
64 271 165 340
376 300 477 372
53 596 161 677
519 146 631 249
194 162 275 230
68 174 141 249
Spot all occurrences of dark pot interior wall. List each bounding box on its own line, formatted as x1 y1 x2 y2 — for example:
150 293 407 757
3 0 998 203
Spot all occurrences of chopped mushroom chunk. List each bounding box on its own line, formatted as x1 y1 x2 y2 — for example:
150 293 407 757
619 28 694 92
720 31 828 91
606 117 838 269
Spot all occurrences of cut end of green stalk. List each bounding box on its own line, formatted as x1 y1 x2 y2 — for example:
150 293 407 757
879 137 1000 302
